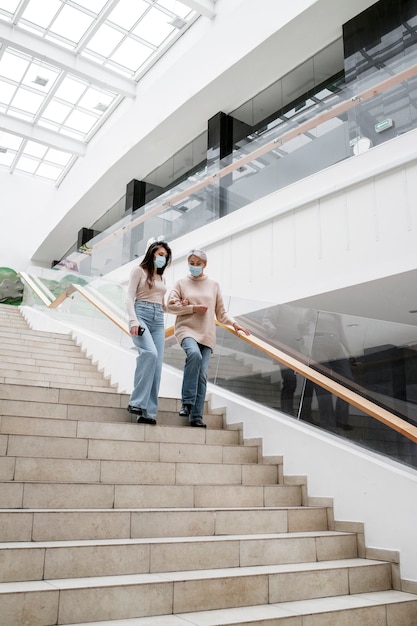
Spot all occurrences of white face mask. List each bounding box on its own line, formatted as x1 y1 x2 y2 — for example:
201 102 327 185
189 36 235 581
189 265 203 277
154 255 166 269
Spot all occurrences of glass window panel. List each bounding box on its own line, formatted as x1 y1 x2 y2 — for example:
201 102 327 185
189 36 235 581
44 148 71 165
0 50 30 81
282 58 315 109
133 8 174 46
11 88 44 114
0 0 21 14
0 81 17 104
107 0 148 30
0 133 19 149
15 156 39 173
77 0 108 12
49 5 94 43
77 87 115 112
110 37 152 71
0 151 14 166
24 141 48 158
21 0 61 29
41 100 72 123
157 0 191 19
22 61 60 92
36 162 63 179
64 109 97 133
54 77 87 104
86 23 125 56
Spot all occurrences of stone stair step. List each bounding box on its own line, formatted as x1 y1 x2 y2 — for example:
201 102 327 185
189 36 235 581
0 559 393 625
1 455 281 485
0 530 358 582
2 432 259 464
0 506 329 541
0 481 303 509
57 590 417 626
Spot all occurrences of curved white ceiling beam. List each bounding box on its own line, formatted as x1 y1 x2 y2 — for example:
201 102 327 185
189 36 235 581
0 112 86 155
0 21 136 98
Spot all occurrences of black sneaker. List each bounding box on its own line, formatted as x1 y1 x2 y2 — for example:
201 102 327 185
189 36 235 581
190 417 207 428
137 416 157 425
179 403 192 417
127 405 142 417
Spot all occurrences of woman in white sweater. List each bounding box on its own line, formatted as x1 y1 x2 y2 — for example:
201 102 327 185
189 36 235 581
126 238 172 424
167 249 249 427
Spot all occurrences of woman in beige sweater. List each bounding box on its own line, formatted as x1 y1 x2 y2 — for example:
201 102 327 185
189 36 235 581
167 249 249 427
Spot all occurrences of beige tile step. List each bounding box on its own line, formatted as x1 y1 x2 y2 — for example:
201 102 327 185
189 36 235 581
60 591 417 626
0 481 303 509
0 506 329 541
0 415 239 445
2 432 259 464
0 353 107 372
0 530 358 582
0 559 394 625
1 455 281 485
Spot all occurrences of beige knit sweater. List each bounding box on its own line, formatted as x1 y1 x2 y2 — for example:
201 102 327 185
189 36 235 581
167 274 236 351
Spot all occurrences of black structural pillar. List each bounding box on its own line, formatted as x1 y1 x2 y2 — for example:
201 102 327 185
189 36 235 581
207 112 251 217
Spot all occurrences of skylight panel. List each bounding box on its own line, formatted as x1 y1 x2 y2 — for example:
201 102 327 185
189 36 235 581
64 108 97 133
111 37 153 72
21 0 61 30
107 0 148 30
78 87 115 112
11 88 44 115
49 5 94 44
0 131 22 150
41 100 72 124
22 62 60 92
0 0 19 12
54 77 88 104
36 162 63 179
157 0 192 19
133 7 174 47
44 147 72 165
0 81 17 105
85 23 125 57
0 50 30 82
24 141 48 158
15 155 39 174
0 0 205 183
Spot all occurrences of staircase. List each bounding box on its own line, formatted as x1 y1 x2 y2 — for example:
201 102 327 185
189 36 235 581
0 303 416 625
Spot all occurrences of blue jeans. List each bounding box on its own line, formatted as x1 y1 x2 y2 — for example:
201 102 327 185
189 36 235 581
181 337 212 419
130 301 165 419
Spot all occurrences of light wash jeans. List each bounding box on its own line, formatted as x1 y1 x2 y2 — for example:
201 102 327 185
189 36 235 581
181 337 212 419
129 301 165 419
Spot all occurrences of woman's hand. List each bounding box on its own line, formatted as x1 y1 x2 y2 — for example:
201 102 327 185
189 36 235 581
130 325 139 336
233 322 250 336
193 305 208 315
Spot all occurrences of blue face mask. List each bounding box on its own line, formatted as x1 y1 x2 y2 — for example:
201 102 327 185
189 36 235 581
154 255 166 269
189 265 203 277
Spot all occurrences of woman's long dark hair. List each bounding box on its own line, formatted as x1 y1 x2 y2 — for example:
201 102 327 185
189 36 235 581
140 241 172 288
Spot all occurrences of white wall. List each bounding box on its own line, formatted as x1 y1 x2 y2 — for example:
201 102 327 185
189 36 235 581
0 174 56 270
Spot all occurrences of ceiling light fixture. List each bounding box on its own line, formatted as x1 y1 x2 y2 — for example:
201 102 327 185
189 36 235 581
170 17 186 29
94 102 108 112
33 76 49 87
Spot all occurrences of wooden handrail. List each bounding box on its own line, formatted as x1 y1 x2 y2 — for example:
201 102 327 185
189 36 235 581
20 273 417 444
216 321 417 445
